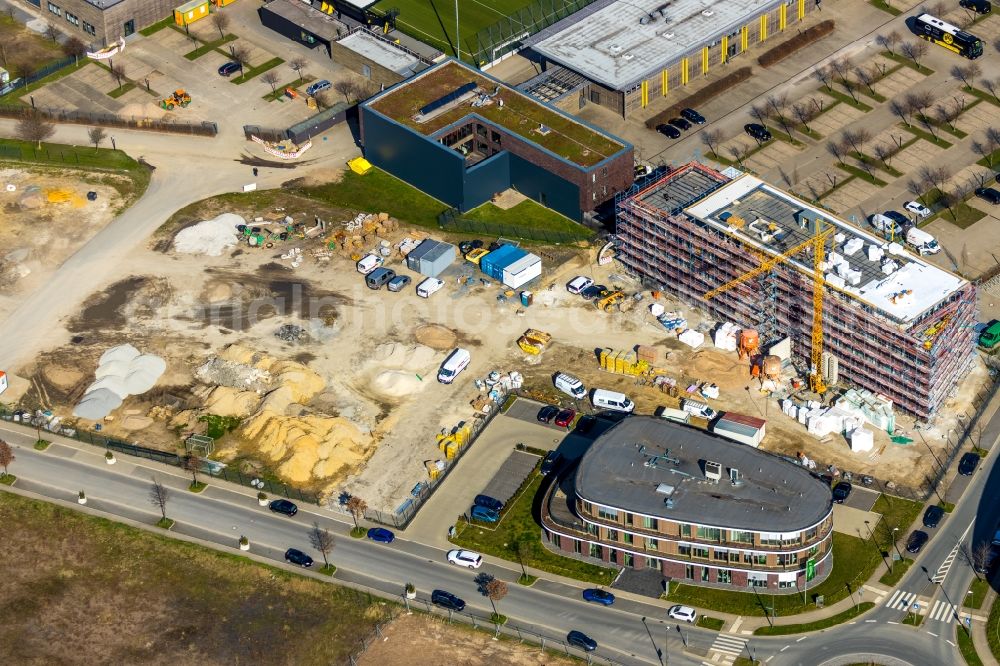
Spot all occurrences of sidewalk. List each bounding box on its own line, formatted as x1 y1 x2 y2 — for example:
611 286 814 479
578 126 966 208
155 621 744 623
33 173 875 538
972 589 999 666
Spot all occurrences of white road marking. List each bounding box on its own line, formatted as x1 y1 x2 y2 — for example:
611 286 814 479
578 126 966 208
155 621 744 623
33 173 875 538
947 640 957 647
795 636 807 642
780 646 789 652
926 631 938 637
730 616 744 634
888 621 900 625
933 520 975 583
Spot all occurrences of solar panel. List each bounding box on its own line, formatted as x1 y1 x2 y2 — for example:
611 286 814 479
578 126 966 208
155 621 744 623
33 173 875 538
419 81 477 116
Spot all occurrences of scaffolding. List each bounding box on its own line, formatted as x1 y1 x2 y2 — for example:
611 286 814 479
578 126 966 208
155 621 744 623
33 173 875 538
615 163 977 419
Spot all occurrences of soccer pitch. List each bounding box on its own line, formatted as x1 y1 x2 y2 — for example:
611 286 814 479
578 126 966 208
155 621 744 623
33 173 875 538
374 0 566 63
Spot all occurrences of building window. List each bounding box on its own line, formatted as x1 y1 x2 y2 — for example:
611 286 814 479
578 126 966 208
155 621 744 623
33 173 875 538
701 567 709 582
551 534 560 548
679 524 692 538
778 579 796 589
744 552 768 566
685 564 694 580
643 516 659 530
589 543 602 558
692 546 709 559
491 130 500 142
718 569 732 584
586 523 598 536
83 21 96 36
647 538 658 551
607 529 619 542
730 530 753 544
582 501 592 514
47 2 61 16
713 549 729 562
598 506 618 521
623 552 634 567
778 553 797 566
361 64 371 79
748 576 768 588
623 532 634 545
623 512 634 526
697 526 722 541
678 544 691 557
574 540 582 554
602 166 608 177
65 11 78 26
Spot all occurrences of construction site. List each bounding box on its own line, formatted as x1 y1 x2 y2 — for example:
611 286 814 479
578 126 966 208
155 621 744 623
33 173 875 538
615 163 979 422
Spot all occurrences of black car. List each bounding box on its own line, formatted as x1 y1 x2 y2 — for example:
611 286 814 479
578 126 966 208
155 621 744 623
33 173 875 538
958 452 981 476
458 239 484 255
906 530 929 553
669 117 692 131
744 123 772 143
269 499 298 516
832 481 852 504
975 187 1000 204
923 504 945 528
474 494 503 512
567 630 598 652
537 405 560 422
656 123 682 139
680 108 706 124
540 450 561 475
580 284 608 301
576 414 597 434
960 0 991 14
284 548 313 567
884 210 910 228
218 61 241 77
431 589 466 611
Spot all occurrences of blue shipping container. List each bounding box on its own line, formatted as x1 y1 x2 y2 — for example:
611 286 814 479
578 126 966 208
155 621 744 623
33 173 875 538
480 244 526 280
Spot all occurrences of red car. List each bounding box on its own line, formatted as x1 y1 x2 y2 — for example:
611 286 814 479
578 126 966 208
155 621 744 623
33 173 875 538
554 409 576 428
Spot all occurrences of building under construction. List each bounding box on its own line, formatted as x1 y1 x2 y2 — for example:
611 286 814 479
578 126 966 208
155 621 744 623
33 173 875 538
615 163 977 419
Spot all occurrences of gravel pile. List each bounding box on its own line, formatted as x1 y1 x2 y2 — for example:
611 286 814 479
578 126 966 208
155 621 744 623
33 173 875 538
74 344 166 420
196 356 272 391
173 213 245 256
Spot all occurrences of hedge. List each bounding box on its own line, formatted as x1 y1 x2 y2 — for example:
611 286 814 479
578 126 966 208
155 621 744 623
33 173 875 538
645 67 753 129
758 20 836 68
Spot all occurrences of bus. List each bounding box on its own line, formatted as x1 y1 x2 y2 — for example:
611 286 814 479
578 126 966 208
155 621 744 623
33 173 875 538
913 13 984 59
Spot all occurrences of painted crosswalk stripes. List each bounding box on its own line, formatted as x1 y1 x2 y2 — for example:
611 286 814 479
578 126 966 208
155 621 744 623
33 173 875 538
709 633 748 665
884 589 919 610
928 600 959 623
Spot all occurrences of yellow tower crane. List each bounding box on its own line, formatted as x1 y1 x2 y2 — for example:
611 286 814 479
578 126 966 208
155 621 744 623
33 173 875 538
703 218 836 394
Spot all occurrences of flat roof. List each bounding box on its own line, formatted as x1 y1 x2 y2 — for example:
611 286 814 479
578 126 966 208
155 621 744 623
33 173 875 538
337 30 425 76
532 0 776 90
575 417 831 532
263 0 349 42
365 59 627 168
340 0 378 8
678 174 967 324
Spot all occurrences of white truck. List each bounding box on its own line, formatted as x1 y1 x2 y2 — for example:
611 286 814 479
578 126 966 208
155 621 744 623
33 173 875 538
904 227 940 255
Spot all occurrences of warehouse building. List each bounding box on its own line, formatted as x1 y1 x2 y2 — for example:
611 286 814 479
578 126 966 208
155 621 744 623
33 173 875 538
615 164 976 419
22 0 175 45
542 417 833 591
360 58 633 222
331 27 432 87
524 0 818 116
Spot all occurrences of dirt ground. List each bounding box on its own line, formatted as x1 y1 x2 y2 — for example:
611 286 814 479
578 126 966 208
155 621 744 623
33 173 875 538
357 613 575 666
0 14 66 76
0 165 137 321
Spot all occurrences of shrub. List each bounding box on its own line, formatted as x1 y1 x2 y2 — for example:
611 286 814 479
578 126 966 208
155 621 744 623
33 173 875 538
758 21 836 67
645 67 753 129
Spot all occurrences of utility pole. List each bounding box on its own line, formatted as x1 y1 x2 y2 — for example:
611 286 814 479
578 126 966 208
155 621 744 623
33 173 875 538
454 0 460 60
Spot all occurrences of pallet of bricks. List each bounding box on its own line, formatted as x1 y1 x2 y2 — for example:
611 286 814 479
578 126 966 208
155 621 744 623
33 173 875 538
327 212 401 256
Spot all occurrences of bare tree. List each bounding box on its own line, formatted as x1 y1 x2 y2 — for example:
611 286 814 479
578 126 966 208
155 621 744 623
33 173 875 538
261 70 280 95
516 539 533 578
938 188 960 221
333 79 354 102
906 178 927 204
842 128 872 156
88 127 106 150
231 45 252 78
876 31 901 55
17 110 55 149
0 439 14 478
825 139 847 164
183 452 202 487
829 57 853 85
313 89 331 109
110 62 126 91
289 57 308 82
889 98 913 126
823 170 839 191
872 142 895 169
727 143 748 167
748 103 770 127
792 101 818 133
983 78 1000 103
918 111 941 141
952 63 982 90
855 66 877 96
43 22 60 43
970 540 993 581
907 90 934 123
700 128 723 156
345 495 367 532
812 64 834 91
934 102 961 132
840 76 860 104
767 94 796 138
210 11 230 40
62 36 87 60
979 127 1000 166
485 578 508 622
149 478 171 522
308 522 336 569
900 40 929 68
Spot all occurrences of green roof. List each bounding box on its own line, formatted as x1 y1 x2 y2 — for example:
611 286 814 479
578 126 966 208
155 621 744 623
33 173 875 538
367 60 624 168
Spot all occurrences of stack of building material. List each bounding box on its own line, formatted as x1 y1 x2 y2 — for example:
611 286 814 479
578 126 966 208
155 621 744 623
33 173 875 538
636 345 658 363
649 303 666 317
713 322 739 351
806 406 864 438
849 427 874 452
678 329 704 348
836 388 895 433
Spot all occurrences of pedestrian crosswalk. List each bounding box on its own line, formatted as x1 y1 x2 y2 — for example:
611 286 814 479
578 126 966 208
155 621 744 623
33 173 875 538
928 599 959 623
884 589 921 611
705 633 748 666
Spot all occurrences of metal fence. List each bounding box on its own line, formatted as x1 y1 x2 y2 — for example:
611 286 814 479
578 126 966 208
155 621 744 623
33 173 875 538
0 103 218 136
438 207 593 244
0 56 77 98
0 143 125 168
469 0 601 67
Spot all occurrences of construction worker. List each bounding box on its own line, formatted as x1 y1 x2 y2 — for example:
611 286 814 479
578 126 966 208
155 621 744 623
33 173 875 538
252 167 258 177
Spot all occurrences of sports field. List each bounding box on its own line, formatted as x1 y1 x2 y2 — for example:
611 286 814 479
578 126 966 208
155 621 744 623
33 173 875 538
374 0 589 64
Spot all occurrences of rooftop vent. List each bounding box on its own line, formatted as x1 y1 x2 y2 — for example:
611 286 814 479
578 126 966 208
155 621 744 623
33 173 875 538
609 44 623 54
656 483 675 496
661 32 675 39
704 460 722 482
702 9 714 16
535 124 551 136
622 53 634 60
730 468 744 487
664 498 676 509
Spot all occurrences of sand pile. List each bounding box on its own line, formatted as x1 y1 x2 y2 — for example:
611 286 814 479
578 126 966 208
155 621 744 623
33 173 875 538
243 413 372 483
367 343 440 399
173 213 244 257
202 386 261 418
372 343 438 371
414 324 457 350
372 371 426 397
74 344 166 420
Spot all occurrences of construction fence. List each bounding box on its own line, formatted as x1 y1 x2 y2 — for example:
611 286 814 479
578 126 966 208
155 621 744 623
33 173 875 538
0 143 129 169
0 103 218 136
438 207 593 244
468 0 601 68
0 56 76 98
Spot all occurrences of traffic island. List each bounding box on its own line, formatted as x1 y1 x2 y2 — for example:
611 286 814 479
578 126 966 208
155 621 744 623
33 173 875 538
753 602 875 635
34 440 51 451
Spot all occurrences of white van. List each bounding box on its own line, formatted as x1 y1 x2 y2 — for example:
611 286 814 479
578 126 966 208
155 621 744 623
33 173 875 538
905 227 940 255
656 406 690 423
566 276 593 295
591 389 634 413
416 277 444 298
554 372 586 399
682 399 717 420
438 348 471 384
357 254 383 274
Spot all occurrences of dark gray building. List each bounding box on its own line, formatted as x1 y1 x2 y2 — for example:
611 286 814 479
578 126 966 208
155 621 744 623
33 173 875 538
22 0 175 45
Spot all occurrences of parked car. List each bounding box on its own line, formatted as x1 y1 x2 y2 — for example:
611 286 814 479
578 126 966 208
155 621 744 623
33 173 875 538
470 505 500 522
306 79 331 96
656 124 682 139
582 588 615 605
567 630 598 652
958 452 981 475
554 408 576 428
540 450 562 475
284 548 313 567
905 200 932 218
217 61 241 77
744 123 772 142
458 239 483 255
667 604 698 623
906 530 929 553
431 589 466 611
268 499 298 516
960 0 992 15
537 405 560 422
566 276 594 294
975 187 1000 204
367 527 395 543
884 210 909 228
576 414 597 434
680 108 706 124
387 275 411 292
474 495 504 512
923 504 945 528
832 481 852 504
580 284 608 301
446 549 483 568
669 117 692 131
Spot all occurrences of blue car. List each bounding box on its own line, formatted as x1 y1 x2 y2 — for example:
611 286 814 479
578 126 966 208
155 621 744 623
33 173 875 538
471 505 500 523
582 588 615 606
367 527 395 543
306 79 331 96
474 494 503 512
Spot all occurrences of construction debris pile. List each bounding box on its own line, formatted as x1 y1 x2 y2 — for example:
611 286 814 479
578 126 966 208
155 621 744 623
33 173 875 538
329 212 401 255
275 324 308 343
74 344 166 420
173 213 243 256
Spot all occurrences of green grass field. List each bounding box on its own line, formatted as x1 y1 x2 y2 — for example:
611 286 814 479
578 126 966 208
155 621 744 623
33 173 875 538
374 0 585 63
